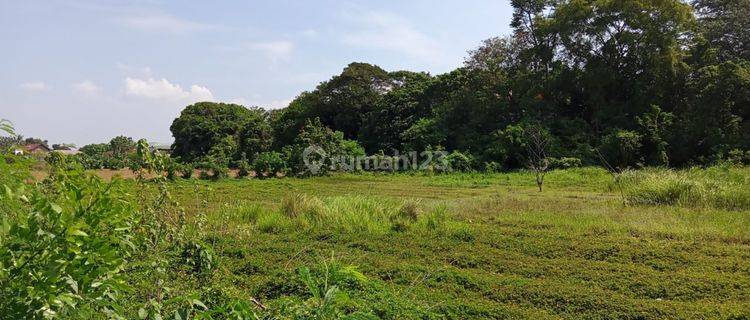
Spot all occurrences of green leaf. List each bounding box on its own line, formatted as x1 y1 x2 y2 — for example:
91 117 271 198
138 308 148 319
50 203 63 214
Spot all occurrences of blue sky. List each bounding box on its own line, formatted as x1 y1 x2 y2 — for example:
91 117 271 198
1 0 513 145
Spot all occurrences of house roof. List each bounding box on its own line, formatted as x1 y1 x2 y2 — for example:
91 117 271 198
24 143 51 152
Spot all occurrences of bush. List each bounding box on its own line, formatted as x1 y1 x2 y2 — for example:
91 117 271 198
252 152 286 178
197 162 228 181
445 151 475 172
484 161 502 173
600 130 643 170
164 158 180 181
181 241 215 274
179 163 194 179
0 156 135 318
549 157 583 169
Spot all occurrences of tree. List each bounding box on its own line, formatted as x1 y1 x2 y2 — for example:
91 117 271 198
637 106 674 166
359 71 433 153
525 126 550 192
109 136 135 159
170 102 271 163
694 0 750 62
283 118 361 176
599 130 643 170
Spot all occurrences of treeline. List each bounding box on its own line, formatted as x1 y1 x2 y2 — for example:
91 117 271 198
80 0 750 175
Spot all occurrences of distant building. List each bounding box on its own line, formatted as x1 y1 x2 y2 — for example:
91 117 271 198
150 143 172 155
23 143 51 155
55 149 80 156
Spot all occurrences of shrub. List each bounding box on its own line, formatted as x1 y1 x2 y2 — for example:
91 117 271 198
179 163 194 179
164 158 180 181
252 151 286 178
181 241 215 274
445 151 475 172
549 157 583 169
0 157 135 318
599 130 643 170
484 161 502 173
197 162 228 181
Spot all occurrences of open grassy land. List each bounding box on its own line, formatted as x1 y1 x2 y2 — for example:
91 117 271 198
117 167 750 319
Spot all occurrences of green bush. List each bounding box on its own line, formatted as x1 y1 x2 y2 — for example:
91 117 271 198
197 162 228 181
0 156 135 318
179 163 194 179
445 151 475 172
549 157 583 169
600 130 643 170
252 151 287 178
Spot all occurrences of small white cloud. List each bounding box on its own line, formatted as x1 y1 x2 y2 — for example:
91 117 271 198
19 81 48 91
124 77 214 102
72 80 101 96
120 13 218 34
341 11 443 62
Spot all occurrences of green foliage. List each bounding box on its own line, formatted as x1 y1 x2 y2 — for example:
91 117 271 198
283 118 359 176
0 155 135 318
179 163 195 179
181 241 215 275
251 151 286 179
170 102 271 164
549 157 582 170
197 162 229 181
235 153 252 179
1 119 16 136
599 130 643 170
445 151 475 172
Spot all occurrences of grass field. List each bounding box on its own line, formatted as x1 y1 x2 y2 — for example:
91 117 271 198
114 167 750 319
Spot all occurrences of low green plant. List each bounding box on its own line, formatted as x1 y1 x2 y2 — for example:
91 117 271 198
181 241 216 274
179 163 195 179
0 155 135 318
252 151 286 179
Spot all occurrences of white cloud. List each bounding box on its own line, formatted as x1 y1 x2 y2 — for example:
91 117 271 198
120 13 218 34
124 77 214 102
19 81 48 91
341 11 443 62
71 80 101 96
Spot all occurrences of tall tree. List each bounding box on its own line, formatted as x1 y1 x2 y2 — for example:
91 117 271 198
171 102 271 163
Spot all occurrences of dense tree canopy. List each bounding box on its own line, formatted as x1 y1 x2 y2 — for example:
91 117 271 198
170 102 271 164
162 0 750 172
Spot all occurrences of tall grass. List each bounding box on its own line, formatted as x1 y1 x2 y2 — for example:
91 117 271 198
617 166 750 211
227 194 470 236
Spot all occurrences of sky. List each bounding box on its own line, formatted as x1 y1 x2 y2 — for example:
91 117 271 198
0 0 513 146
